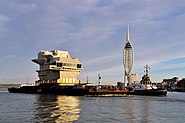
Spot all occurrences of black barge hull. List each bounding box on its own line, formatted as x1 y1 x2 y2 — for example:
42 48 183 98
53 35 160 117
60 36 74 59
8 84 167 96
8 83 89 96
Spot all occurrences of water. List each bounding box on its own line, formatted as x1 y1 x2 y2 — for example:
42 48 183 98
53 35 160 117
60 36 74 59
0 90 185 123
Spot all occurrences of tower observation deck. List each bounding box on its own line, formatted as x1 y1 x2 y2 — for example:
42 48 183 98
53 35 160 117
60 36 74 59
123 24 134 87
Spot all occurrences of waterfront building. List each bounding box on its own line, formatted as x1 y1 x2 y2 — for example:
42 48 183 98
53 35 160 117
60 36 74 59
130 73 138 83
123 24 134 86
162 77 179 90
32 50 83 85
177 78 185 89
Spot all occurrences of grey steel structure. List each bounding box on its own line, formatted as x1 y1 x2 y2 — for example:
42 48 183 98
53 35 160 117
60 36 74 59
123 24 134 87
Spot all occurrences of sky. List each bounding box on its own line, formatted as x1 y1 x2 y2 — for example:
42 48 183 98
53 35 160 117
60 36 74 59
1 0 185 84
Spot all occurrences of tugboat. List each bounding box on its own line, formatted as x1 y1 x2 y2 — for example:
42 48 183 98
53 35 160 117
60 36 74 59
86 67 167 96
132 65 167 96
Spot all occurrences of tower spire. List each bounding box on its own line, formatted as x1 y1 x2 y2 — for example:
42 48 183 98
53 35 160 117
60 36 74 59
126 24 130 42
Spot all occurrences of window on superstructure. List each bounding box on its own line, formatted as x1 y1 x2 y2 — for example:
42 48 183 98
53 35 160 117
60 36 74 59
50 61 56 65
55 62 77 67
62 63 76 67
46 58 51 63
77 64 82 68
57 63 62 67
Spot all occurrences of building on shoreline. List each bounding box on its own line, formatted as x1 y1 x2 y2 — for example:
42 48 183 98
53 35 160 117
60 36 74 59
162 77 179 90
177 78 185 89
130 73 138 83
32 50 83 85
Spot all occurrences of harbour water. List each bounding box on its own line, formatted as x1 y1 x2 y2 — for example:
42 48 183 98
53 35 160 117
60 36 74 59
0 89 185 123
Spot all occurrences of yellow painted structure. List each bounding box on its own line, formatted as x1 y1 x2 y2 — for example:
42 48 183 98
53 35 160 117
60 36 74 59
32 50 82 85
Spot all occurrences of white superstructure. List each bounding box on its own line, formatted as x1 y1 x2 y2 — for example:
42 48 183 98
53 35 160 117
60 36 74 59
32 50 82 85
123 24 134 87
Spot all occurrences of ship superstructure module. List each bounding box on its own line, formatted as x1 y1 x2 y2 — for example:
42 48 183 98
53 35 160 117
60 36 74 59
32 50 82 85
123 24 134 87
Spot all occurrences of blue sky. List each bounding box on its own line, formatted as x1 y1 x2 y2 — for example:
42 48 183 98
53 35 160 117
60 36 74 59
1 0 185 84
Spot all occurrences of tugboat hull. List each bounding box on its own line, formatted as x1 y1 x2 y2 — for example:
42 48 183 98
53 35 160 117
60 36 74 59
133 89 167 96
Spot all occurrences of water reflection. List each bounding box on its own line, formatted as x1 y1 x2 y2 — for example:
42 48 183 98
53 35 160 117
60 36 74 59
123 97 151 123
53 96 80 123
34 95 58 122
123 100 136 122
34 95 80 123
139 98 150 123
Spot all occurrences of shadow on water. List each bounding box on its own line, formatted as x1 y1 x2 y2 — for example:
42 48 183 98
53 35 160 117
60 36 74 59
33 95 80 123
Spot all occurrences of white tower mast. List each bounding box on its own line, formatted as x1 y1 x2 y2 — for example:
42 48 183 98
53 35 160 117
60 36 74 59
123 24 134 87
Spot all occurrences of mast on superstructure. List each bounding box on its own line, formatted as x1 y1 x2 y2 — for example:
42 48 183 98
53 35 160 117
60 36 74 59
145 64 150 77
